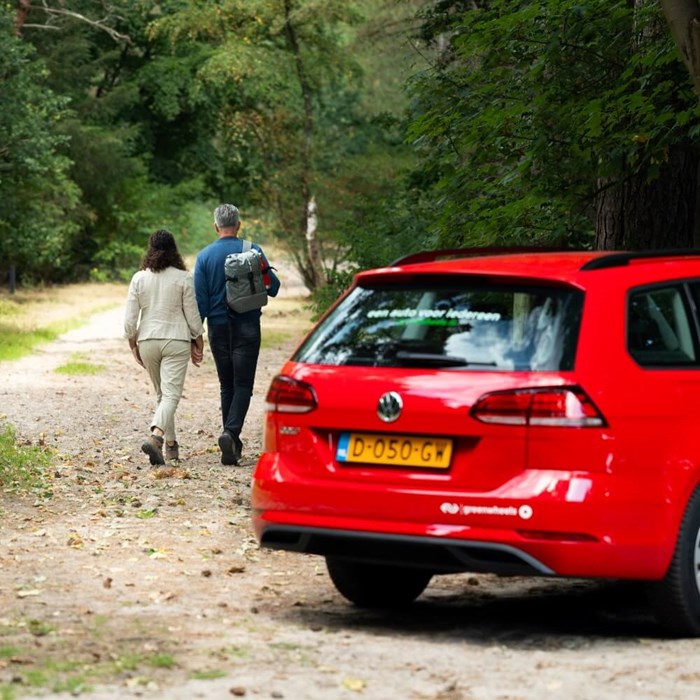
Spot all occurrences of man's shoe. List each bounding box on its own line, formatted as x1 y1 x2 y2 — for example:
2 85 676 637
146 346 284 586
218 431 238 466
165 441 179 462
142 434 165 466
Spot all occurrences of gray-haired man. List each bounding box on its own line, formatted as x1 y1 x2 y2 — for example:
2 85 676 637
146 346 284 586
194 204 280 465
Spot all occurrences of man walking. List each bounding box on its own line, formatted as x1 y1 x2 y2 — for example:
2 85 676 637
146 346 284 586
194 204 280 465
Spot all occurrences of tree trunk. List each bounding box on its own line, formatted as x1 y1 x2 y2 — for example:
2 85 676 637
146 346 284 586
660 0 700 96
283 0 326 290
597 0 700 251
15 0 31 35
595 146 699 250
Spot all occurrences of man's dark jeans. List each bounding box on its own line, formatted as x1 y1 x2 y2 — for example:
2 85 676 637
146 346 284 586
207 320 261 446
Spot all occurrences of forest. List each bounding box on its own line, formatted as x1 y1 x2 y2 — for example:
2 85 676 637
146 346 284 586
3 0 700 305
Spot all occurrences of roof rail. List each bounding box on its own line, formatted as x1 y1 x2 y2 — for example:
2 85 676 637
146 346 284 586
580 249 700 271
391 246 565 266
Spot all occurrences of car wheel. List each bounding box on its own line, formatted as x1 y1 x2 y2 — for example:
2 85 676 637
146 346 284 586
325 558 432 608
647 485 700 637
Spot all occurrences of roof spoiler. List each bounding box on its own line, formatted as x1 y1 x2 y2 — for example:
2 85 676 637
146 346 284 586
391 246 566 266
580 249 700 271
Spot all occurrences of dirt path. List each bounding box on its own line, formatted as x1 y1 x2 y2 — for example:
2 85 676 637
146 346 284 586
2 282 700 699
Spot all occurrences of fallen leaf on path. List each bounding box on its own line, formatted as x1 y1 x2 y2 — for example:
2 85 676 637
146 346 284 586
9 656 34 665
67 533 84 548
153 467 191 480
147 548 168 559
342 676 366 692
16 589 42 599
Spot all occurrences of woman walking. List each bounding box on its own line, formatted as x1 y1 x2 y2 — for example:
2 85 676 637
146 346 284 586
124 229 204 465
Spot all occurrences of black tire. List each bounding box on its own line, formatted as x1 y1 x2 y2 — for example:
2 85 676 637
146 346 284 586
647 485 700 636
325 558 432 608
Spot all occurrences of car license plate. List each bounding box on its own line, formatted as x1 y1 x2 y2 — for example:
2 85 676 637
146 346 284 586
336 432 453 469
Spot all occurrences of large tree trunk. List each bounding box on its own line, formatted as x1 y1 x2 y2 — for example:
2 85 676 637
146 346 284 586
660 0 700 96
595 146 699 250
597 0 700 250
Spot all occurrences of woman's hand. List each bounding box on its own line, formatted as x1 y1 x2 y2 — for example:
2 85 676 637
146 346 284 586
129 340 145 368
191 336 204 367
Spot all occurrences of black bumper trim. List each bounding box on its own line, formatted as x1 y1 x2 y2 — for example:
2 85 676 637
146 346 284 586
259 525 554 576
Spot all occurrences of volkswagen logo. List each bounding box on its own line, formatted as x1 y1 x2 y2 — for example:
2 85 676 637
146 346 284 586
377 391 403 423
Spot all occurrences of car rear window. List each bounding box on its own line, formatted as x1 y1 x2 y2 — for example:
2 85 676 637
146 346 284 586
295 278 584 371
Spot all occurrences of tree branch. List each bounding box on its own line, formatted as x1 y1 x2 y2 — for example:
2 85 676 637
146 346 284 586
17 1 132 45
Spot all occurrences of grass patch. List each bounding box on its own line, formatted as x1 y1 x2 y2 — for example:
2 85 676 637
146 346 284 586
52 677 90 695
0 651 177 695
261 329 297 348
0 324 59 361
0 282 126 363
147 654 176 669
54 353 106 375
190 669 227 681
0 618 178 697
110 651 176 673
0 424 52 496
136 508 157 520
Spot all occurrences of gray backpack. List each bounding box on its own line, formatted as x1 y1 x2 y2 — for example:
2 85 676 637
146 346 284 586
224 240 269 314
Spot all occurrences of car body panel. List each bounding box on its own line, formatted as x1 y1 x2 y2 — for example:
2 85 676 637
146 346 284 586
252 251 700 584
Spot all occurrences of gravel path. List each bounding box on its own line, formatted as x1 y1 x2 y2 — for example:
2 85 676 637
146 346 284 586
1 280 700 700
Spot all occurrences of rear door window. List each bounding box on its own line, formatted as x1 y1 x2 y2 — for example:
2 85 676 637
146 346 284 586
295 278 583 371
627 285 699 367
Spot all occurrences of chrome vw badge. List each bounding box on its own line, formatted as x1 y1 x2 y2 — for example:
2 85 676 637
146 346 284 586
377 391 403 423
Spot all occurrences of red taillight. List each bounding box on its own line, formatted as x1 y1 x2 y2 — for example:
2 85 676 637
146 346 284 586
471 387 605 427
265 375 317 413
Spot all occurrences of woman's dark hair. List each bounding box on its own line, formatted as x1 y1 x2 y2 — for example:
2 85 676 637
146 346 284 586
140 229 187 272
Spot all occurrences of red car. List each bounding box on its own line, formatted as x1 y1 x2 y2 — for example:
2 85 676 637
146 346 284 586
251 249 700 635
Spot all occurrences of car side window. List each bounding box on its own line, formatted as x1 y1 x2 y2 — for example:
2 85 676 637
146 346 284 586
627 286 698 367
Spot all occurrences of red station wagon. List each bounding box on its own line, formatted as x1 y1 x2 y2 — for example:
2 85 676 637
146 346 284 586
251 249 700 636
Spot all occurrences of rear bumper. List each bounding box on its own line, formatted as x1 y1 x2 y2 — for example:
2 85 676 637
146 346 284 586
252 454 675 581
258 524 554 576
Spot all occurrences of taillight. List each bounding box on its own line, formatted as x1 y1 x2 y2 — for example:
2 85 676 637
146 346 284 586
265 375 317 413
471 387 605 427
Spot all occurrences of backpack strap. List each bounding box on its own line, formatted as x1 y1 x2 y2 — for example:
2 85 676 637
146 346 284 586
241 239 252 252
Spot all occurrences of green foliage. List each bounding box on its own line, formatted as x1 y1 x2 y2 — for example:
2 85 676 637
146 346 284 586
4 0 427 287
0 425 52 496
13 0 695 285
0 6 80 278
308 171 435 317
151 0 387 277
407 0 700 248
13 0 227 282
309 269 355 319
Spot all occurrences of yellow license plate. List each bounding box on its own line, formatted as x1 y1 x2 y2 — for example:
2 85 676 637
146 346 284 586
337 432 453 469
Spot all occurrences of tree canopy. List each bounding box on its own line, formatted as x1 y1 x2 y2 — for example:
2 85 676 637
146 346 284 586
2 0 700 297
406 0 700 250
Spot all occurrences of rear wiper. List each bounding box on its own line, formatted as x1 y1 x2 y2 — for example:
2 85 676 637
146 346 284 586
394 351 470 367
